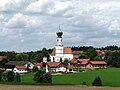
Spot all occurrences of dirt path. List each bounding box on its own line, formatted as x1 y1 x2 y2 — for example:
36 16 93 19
0 84 120 90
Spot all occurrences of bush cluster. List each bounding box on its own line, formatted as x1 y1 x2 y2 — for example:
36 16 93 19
33 70 52 83
0 71 21 83
92 76 102 86
32 66 38 72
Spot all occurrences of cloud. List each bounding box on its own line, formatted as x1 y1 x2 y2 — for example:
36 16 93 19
0 0 120 52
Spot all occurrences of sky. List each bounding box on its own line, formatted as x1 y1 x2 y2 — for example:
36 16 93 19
0 0 120 52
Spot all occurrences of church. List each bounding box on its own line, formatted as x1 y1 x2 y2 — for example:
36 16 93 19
50 29 73 62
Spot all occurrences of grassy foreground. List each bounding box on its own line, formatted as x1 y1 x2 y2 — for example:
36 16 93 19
1 68 120 87
20 68 120 87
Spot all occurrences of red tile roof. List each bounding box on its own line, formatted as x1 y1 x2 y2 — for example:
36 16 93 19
34 62 45 67
15 66 27 69
78 59 90 62
70 58 90 65
64 48 73 54
0 56 6 59
51 47 73 55
51 48 56 55
46 62 61 68
70 58 77 63
90 61 107 65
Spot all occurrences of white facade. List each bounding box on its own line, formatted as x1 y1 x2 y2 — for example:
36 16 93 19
50 31 73 62
64 54 73 61
13 68 28 73
5 61 34 73
24 62 34 69
46 64 66 72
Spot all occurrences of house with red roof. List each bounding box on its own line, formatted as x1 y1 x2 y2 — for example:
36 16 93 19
45 61 75 72
46 62 66 72
69 59 107 69
5 61 34 73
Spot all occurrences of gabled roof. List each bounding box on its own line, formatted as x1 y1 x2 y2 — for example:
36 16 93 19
46 62 61 68
15 66 27 69
51 47 73 55
51 48 56 55
78 59 90 62
70 58 77 63
5 61 30 66
33 62 45 67
78 59 90 65
90 61 107 65
64 48 73 54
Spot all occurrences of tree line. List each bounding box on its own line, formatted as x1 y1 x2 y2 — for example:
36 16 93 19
1 45 120 68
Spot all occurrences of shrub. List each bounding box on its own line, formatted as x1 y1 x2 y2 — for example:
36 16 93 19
42 73 52 83
33 70 52 83
2 71 15 82
92 76 102 86
14 73 21 83
82 81 87 85
33 70 45 83
32 66 38 72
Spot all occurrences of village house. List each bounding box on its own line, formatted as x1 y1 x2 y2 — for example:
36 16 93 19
70 58 107 69
33 62 46 70
73 50 83 59
5 61 34 73
45 62 74 72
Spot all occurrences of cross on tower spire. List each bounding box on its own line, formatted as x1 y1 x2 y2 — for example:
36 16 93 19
59 26 61 31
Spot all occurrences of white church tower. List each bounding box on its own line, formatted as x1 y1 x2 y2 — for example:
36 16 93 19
55 27 64 62
50 27 73 62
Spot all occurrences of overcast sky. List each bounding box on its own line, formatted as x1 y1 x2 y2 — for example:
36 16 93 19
0 0 120 52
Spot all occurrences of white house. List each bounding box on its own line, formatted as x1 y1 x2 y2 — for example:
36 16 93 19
46 62 66 72
13 66 28 73
5 61 34 73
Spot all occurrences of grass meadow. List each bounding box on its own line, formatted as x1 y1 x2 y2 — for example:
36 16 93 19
1 68 120 87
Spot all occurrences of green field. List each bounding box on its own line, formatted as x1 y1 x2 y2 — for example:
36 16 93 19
52 68 120 87
2 68 120 87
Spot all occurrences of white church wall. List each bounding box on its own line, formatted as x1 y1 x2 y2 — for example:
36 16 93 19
64 54 73 61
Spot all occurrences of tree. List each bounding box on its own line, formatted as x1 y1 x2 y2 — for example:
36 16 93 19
16 53 29 61
94 56 102 61
32 66 39 72
2 71 15 82
14 73 21 83
33 70 52 83
105 52 120 67
84 48 97 60
0 58 8 68
7 51 16 61
41 48 50 61
42 73 52 83
92 76 102 86
63 59 69 72
33 70 45 83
